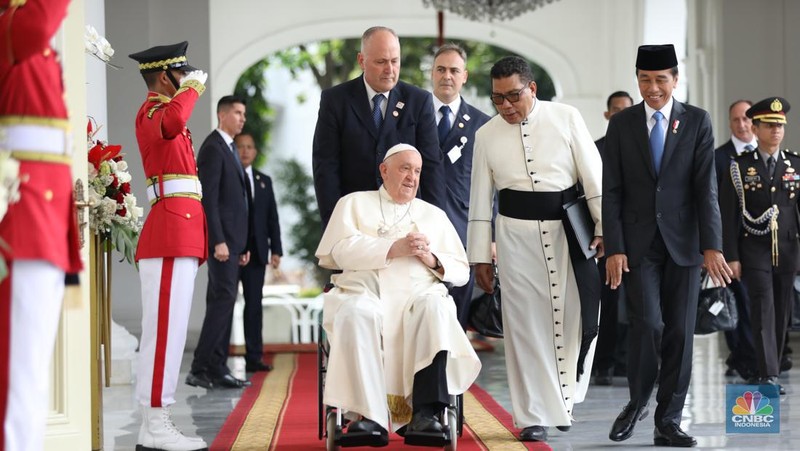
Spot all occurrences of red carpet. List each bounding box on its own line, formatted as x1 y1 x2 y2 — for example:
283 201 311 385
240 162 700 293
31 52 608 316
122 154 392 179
211 353 552 450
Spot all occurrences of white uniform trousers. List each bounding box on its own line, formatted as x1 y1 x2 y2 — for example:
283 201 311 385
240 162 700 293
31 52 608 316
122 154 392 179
1 260 65 451
137 257 198 407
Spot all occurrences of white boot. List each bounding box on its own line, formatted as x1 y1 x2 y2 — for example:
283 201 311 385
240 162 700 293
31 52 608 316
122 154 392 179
137 406 208 451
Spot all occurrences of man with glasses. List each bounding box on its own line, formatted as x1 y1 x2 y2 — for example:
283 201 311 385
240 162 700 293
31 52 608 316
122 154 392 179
467 56 603 442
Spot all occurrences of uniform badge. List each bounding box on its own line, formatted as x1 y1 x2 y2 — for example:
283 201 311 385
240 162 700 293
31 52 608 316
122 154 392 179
771 98 783 112
463 114 471 121
392 110 399 117
395 102 405 110
458 122 464 129
787 167 795 173
747 167 757 176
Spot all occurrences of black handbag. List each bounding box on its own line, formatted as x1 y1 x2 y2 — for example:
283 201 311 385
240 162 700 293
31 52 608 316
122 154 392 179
468 268 503 339
695 271 738 335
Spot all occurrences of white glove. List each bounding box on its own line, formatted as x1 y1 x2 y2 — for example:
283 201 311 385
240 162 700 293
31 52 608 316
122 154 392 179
182 70 208 86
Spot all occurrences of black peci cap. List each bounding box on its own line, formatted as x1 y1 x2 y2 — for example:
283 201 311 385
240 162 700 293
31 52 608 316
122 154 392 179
636 44 678 71
128 41 198 74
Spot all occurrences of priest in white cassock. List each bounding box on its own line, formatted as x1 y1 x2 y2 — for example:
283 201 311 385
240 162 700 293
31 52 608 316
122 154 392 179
467 56 603 443
316 143 481 443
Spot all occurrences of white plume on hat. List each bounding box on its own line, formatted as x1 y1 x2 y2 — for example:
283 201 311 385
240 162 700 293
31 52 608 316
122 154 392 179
383 143 421 162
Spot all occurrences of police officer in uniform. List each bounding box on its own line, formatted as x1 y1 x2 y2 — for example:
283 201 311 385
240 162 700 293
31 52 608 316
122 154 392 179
129 42 209 451
720 97 796 396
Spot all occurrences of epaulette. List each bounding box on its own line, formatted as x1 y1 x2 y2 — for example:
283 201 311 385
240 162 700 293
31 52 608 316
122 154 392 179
147 103 162 119
785 149 799 157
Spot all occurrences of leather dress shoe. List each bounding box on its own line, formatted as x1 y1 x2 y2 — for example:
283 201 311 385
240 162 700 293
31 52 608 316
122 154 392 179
781 355 792 373
245 361 273 372
407 412 443 434
348 418 387 435
654 423 697 447
609 402 648 441
185 372 214 389
556 425 571 432
519 425 548 442
213 373 251 389
747 376 786 395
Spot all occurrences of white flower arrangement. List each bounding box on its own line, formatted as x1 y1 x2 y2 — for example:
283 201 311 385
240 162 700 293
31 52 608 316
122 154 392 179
84 25 120 69
87 119 142 264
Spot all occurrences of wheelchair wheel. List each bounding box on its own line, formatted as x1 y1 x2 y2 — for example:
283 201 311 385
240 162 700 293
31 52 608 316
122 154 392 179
443 407 458 451
326 410 341 451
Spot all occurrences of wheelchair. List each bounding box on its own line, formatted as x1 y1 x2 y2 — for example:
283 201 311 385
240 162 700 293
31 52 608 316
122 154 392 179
317 321 463 449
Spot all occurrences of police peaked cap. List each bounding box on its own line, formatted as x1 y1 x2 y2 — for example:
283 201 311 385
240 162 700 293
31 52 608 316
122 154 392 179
747 97 791 124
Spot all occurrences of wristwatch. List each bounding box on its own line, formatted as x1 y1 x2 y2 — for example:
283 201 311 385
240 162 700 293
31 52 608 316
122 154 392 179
432 257 442 270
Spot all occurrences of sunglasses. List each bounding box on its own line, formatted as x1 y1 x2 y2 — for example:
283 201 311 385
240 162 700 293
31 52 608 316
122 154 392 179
490 86 529 105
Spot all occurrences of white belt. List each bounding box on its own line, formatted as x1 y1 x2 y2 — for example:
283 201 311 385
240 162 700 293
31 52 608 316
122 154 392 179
146 178 203 202
0 124 72 155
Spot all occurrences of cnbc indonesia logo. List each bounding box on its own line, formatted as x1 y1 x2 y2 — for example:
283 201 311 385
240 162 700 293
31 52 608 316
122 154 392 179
730 391 774 428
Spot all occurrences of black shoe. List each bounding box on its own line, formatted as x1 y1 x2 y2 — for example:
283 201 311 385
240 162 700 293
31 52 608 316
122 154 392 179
594 374 613 385
344 418 389 447
609 402 649 441
519 425 548 442
245 361 273 372
781 355 792 373
654 423 697 447
185 372 214 389
556 425 570 432
763 376 786 395
406 412 443 434
213 373 251 389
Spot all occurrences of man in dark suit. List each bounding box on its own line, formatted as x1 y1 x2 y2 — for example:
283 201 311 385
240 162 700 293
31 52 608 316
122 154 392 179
593 91 633 385
603 44 732 447
714 99 758 380
187 96 252 389
719 97 796 396
234 132 283 373
430 43 490 327
312 26 445 228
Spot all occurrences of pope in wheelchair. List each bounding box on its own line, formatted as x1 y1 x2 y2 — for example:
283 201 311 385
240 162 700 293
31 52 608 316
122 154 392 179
315 143 482 447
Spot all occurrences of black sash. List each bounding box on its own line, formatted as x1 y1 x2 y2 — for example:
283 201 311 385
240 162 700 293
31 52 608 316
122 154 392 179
498 186 600 378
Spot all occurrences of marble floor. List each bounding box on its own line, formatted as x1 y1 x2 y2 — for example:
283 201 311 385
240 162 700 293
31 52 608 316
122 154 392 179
103 334 799 450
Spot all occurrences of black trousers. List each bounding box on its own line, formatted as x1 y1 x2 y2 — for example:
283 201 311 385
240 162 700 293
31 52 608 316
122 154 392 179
240 260 268 364
412 350 449 414
723 278 756 375
594 256 628 375
623 232 700 428
191 255 240 377
449 266 475 329
741 269 795 377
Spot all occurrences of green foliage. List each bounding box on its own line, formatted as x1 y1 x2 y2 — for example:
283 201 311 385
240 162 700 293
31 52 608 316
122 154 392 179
109 226 138 265
234 59 276 168
273 158 330 286
273 39 362 91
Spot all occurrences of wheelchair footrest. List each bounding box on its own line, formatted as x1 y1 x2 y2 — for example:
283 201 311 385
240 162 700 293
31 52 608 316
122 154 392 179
338 430 389 447
403 426 451 447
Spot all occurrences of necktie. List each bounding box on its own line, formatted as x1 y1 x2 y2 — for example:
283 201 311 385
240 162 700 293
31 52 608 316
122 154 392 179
744 144 755 152
438 105 451 144
372 94 384 130
649 111 665 174
767 155 776 179
230 142 248 211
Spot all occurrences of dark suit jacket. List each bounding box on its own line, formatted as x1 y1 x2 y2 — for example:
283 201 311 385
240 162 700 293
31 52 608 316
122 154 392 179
714 139 737 189
439 98 491 245
720 149 800 273
602 100 722 266
197 129 248 254
312 75 445 226
594 135 606 158
247 169 282 265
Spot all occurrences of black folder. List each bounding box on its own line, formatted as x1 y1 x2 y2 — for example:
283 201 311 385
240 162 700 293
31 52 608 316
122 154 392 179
563 196 597 259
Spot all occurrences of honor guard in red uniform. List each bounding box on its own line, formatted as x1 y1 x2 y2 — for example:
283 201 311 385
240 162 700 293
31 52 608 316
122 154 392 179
720 97 796 396
129 41 209 451
0 0 83 449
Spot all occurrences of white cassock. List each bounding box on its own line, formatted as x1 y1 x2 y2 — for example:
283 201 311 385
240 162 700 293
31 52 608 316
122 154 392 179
467 100 602 428
316 187 482 432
